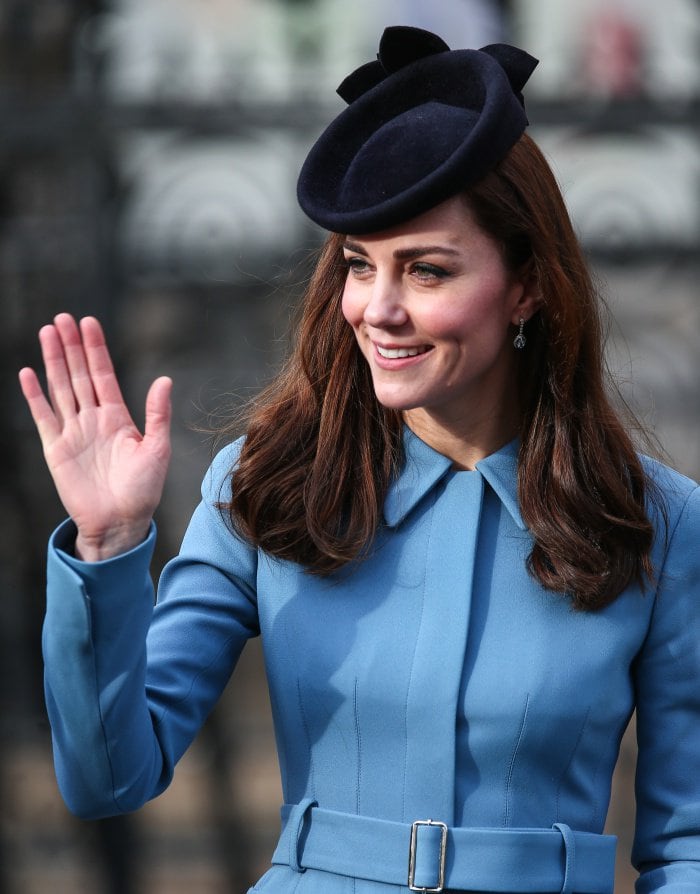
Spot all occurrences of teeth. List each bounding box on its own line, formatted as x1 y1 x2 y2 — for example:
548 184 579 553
377 345 428 359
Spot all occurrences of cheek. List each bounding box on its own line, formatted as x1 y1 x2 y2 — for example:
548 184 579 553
418 304 479 341
341 283 363 329
428 285 514 340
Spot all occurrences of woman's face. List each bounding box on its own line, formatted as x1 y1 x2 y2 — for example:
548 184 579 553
341 195 536 440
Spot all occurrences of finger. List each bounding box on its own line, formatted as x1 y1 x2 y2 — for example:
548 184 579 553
53 313 97 410
38 322 79 423
79 316 127 408
18 367 61 446
144 376 173 457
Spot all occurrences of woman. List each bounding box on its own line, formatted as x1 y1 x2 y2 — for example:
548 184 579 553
19 25 700 894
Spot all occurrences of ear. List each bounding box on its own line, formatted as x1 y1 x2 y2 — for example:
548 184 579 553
509 274 541 326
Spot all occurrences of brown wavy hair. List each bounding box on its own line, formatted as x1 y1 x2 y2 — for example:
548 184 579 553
223 133 658 610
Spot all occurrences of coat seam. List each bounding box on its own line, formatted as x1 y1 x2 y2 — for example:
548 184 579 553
503 693 530 827
297 677 317 801
401 494 436 823
648 484 699 607
354 677 362 816
85 587 124 814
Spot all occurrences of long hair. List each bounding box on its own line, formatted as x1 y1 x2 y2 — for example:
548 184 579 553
225 133 657 609
466 134 657 608
223 233 403 570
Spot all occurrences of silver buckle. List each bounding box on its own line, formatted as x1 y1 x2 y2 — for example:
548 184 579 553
408 819 448 893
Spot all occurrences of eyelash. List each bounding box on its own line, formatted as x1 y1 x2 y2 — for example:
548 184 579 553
342 258 451 281
411 262 450 280
343 257 370 274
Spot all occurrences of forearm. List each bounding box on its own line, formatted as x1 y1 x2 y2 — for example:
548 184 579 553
44 520 166 818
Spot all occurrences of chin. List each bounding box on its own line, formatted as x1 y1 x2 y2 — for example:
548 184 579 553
372 391 423 412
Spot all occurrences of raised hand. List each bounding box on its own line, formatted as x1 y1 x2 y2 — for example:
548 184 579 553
19 314 172 561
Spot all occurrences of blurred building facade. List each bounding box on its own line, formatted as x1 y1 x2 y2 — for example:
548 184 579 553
1 1 698 891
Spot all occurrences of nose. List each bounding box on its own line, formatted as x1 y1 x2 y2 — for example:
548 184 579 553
363 274 408 329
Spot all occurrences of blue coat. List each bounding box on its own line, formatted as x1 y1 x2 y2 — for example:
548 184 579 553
43 430 700 893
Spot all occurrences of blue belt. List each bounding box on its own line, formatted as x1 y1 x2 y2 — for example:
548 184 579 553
272 800 616 893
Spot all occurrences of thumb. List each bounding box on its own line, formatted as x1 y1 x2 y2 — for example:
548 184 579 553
144 376 173 450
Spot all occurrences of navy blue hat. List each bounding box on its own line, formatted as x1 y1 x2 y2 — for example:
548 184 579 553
297 26 538 234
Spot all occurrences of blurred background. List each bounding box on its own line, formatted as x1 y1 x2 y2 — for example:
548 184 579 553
1 0 699 891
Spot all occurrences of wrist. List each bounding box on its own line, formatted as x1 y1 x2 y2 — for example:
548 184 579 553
74 522 151 562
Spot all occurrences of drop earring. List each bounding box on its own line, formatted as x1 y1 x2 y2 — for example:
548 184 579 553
513 318 526 350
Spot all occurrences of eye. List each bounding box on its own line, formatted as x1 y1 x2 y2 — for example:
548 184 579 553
343 256 373 278
410 262 450 281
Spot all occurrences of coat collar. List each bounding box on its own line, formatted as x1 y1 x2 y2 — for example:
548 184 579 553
383 426 525 530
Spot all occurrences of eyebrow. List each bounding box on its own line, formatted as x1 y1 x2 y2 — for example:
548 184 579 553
342 240 461 260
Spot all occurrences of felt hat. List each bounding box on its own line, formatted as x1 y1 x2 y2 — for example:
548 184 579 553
297 25 538 234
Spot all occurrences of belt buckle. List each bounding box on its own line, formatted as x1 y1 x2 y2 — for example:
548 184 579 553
408 818 448 893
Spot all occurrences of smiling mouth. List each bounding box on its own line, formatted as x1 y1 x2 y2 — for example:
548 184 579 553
376 345 431 359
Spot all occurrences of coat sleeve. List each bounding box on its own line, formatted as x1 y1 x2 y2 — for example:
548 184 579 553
42 441 259 819
632 483 700 892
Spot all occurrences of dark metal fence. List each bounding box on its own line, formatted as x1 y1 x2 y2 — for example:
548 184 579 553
1 3 698 892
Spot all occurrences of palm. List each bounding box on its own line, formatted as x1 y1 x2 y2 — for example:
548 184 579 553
19 314 172 559
45 399 167 531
